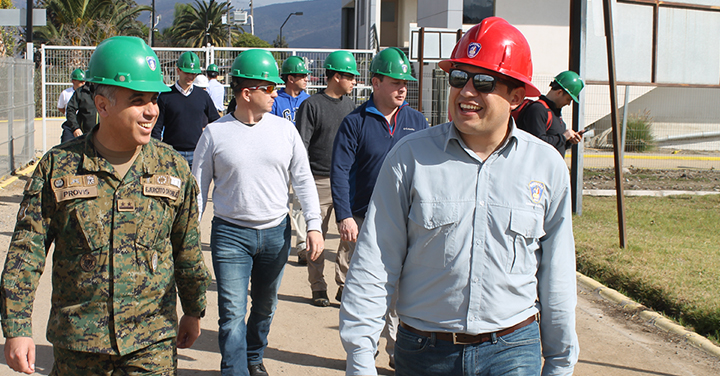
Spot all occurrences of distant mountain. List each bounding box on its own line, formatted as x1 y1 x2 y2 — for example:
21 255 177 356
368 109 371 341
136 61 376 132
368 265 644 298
14 0 340 48
253 0 342 48
137 0 340 48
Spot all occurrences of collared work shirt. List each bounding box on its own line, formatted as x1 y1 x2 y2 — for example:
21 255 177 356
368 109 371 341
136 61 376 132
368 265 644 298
0 127 211 355
339 122 578 376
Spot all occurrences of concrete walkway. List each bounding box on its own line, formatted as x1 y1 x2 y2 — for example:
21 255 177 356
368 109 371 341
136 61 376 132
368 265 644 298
0 172 717 375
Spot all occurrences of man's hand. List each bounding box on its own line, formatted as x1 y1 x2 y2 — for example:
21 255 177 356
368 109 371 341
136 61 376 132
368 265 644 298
563 129 583 144
306 230 325 261
338 217 358 242
177 315 201 349
5 337 35 374
73 129 83 137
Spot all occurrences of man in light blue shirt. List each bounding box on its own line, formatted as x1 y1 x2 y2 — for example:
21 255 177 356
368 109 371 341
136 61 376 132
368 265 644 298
339 17 578 376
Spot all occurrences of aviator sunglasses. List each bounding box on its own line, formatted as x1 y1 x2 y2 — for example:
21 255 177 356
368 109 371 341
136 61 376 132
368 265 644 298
448 69 502 93
245 85 276 94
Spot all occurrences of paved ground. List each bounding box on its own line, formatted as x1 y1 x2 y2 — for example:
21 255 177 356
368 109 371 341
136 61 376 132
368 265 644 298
0 175 717 375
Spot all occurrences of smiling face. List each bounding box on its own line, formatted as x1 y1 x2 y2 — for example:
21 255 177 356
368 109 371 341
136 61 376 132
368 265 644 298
448 64 524 150
95 86 159 151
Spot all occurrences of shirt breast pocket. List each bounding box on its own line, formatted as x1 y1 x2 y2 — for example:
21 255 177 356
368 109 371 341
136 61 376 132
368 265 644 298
507 209 545 275
406 202 461 269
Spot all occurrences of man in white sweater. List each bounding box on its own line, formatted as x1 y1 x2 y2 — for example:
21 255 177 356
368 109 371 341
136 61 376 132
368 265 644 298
193 49 324 376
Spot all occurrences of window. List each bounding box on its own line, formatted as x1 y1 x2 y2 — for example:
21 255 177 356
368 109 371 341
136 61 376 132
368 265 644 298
463 0 494 25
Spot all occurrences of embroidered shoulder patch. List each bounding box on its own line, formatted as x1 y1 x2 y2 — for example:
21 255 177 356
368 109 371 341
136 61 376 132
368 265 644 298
528 181 546 204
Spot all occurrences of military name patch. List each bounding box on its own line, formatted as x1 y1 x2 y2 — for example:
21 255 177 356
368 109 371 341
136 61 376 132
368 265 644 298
143 175 181 200
528 181 546 204
143 184 180 200
54 186 99 202
52 175 99 202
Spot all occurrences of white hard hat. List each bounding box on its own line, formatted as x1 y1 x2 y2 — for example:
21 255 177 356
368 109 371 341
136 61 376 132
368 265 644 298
193 74 209 88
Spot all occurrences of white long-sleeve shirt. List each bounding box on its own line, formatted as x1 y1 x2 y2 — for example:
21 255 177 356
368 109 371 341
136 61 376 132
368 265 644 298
193 112 321 231
339 122 578 376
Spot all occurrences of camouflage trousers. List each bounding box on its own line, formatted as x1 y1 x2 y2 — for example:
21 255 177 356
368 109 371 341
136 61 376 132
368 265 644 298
50 338 177 376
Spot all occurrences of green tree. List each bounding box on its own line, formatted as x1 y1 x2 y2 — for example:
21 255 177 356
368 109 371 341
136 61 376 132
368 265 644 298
272 35 288 48
0 0 19 56
169 0 240 47
235 33 271 48
35 0 150 45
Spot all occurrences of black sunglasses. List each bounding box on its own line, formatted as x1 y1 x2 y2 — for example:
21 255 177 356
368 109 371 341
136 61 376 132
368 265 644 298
448 69 500 93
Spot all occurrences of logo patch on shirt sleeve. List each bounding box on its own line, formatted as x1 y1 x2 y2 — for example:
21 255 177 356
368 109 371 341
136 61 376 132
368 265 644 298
528 181 546 204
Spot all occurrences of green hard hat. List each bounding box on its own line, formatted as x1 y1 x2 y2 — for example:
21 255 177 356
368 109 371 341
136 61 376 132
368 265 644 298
281 56 310 75
71 68 85 81
206 63 219 73
370 47 416 81
554 70 584 103
323 50 360 76
86 36 170 93
177 51 202 74
229 49 283 84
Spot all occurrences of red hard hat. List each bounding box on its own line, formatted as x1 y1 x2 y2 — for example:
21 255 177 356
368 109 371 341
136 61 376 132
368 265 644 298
439 17 540 97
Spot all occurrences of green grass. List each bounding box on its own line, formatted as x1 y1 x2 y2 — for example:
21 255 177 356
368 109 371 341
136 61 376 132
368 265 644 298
574 195 720 342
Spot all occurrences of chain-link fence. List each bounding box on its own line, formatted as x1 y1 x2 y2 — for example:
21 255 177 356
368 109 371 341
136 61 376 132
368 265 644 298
39 44 720 170
40 45 375 152
0 58 35 177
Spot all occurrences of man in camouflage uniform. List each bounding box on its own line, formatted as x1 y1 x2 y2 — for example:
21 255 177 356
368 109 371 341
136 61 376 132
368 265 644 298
1 36 211 375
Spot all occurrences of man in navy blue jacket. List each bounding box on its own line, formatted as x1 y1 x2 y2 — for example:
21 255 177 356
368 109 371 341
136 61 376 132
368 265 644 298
152 51 220 169
330 47 428 368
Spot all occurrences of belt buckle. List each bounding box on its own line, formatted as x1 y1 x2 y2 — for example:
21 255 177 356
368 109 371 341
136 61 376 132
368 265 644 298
452 333 474 345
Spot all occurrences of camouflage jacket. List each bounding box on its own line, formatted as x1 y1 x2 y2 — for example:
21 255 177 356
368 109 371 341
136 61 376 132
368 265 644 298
0 127 211 355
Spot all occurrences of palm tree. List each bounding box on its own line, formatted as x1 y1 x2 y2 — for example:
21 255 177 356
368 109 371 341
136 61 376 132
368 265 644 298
170 0 240 47
35 0 150 45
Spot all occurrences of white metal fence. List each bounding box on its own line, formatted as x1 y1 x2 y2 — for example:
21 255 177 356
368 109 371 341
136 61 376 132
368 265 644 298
0 57 35 177
40 44 375 152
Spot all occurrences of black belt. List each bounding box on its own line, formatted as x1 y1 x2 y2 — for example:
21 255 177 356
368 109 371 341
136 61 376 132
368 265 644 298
400 316 536 345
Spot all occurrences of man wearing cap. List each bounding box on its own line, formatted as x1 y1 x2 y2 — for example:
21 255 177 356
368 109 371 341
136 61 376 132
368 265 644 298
60 69 97 143
151 51 220 169
1 36 211 375
271 56 311 271
332 47 428 366
517 70 585 155
339 17 578 376
193 49 323 376
294 50 357 306
57 68 85 116
206 63 225 115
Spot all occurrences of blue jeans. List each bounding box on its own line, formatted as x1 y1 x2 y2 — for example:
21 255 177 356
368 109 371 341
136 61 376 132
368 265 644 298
176 149 194 170
211 216 291 376
394 321 542 376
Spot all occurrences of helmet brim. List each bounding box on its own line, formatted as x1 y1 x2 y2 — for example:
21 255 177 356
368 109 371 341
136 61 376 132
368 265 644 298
88 78 171 93
179 67 202 74
556 81 580 103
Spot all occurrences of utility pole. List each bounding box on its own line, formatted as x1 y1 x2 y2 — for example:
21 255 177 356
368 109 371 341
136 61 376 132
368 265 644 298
150 0 155 46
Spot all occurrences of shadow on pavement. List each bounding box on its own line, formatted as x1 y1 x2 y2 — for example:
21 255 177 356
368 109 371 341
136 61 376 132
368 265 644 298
579 359 681 376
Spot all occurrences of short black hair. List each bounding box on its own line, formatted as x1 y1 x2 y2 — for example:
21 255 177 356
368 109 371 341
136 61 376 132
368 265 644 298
550 81 563 92
325 69 337 80
207 71 218 79
371 73 385 82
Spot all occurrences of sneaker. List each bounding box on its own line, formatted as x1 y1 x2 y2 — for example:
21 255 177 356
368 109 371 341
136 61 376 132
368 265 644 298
335 286 344 302
248 363 269 376
312 290 330 307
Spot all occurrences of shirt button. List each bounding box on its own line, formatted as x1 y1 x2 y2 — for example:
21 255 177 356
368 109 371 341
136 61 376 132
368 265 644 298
473 277 479 283
469 317 474 322
478 201 485 206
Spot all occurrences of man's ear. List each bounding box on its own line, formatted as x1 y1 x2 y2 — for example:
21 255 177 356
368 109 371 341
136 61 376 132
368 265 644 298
371 76 380 90
509 86 526 110
95 95 110 118
240 88 251 103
